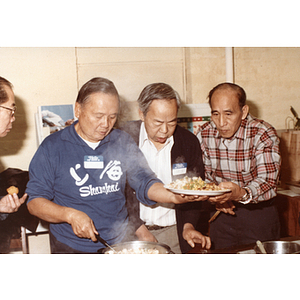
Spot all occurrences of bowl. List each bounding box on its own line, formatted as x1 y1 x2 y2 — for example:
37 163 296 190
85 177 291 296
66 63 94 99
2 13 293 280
254 241 300 254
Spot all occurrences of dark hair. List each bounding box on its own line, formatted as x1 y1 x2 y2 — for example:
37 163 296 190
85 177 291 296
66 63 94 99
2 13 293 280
208 82 246 109
137 82 181 116
0 76 13 105
76 77 120 105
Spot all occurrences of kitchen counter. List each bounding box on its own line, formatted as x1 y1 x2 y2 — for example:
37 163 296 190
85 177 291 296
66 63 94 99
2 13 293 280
188 235 300 254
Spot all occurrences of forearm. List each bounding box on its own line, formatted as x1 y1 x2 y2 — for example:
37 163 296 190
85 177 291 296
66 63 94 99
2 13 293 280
27 197 75 224
147 183 175 203
28 198 98 241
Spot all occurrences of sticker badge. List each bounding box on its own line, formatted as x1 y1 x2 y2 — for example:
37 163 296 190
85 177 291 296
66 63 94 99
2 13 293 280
172 163 187 176
84 156 104 169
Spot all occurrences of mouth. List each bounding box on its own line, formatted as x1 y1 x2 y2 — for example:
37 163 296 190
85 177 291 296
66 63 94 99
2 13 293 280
219 130 228 134
219 130 233 138
98 129 110 137
156 137 167 143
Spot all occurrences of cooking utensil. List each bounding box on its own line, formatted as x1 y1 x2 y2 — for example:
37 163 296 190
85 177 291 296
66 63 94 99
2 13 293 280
99 241 173 254
256 240 267 254
254 241 300 254
209 210 221 223
95 234 117 253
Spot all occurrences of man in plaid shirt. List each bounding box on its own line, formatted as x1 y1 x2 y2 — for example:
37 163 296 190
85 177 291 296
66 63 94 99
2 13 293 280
197 82 281 249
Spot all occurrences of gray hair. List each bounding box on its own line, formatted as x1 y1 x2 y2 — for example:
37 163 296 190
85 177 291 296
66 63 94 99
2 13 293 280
76 77 120 106
137 83 181 116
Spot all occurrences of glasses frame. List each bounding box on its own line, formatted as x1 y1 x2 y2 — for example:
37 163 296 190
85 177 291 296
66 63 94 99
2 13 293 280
0 105 17 117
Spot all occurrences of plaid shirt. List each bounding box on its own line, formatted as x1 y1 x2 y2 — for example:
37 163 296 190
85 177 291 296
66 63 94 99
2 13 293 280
197 114 281 203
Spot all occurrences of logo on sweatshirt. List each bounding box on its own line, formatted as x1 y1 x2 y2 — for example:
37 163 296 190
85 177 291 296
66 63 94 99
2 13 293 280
70 160 122 197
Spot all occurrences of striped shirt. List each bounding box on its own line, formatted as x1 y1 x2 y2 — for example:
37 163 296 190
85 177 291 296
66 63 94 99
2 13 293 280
197 114 281 203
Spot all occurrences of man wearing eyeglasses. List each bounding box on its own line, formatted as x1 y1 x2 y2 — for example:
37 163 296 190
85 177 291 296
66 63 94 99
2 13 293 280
0 76 26 221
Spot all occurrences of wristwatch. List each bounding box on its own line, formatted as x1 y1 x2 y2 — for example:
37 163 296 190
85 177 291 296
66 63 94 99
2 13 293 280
241 188 250 201
239 187 252 203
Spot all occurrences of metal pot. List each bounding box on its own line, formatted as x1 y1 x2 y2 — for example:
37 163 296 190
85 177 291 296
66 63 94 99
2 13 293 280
254 241 300 254
99 241 173 254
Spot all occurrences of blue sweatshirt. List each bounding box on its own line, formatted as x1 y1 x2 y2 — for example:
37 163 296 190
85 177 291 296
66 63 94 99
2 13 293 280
26 122 159 252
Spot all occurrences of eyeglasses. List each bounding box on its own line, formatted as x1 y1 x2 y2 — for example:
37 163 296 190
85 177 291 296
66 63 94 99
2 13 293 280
0 105 17 117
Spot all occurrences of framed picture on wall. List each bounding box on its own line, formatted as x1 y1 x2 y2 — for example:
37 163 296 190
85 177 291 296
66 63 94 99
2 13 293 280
35 104 76 145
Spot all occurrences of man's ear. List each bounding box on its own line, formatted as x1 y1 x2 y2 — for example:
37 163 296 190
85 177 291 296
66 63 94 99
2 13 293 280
139 109 144 121
74 102 81 119
242 105 249 119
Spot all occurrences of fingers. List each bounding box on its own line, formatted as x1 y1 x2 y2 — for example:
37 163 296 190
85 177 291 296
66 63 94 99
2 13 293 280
8 194 18 211
184 228 211 249
90 225 99 242
209 195 228 203
204 236 211 249
68 209 98 241
217 201 236 215
4 194 22 212
187 239 195 248
179 194 209 202
73 222 97 241
19 193 27 205
188 235 211 249
12 193 27 210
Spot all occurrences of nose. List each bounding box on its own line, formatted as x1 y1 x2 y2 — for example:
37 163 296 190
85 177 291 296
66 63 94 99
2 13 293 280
101 116 109 128
219 114 227 127
101 116 111 128
159 123 168 134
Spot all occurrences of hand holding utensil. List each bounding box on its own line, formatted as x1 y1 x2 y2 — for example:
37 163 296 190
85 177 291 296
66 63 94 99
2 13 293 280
95 234 117 253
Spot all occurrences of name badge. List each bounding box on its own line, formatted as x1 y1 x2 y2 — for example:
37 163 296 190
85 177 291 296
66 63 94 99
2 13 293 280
84 156 104 169
172 163 187 176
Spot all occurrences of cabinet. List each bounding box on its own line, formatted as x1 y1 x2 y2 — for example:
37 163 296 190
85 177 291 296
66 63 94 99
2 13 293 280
274 193 300 237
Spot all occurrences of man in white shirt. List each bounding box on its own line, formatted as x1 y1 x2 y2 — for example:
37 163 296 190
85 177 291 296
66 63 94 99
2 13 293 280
122 83 210 253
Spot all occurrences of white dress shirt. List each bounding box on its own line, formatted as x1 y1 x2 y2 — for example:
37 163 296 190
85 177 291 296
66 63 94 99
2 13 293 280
139 122 176 226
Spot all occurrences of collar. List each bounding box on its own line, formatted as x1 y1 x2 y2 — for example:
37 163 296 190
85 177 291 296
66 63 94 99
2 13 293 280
61 120 111 147
139 122 174 148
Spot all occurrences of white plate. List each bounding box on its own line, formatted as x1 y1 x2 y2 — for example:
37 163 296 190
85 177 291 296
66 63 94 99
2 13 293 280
164 186 231 196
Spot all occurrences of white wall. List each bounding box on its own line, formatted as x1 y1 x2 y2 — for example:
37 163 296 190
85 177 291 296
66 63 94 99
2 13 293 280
0 48 78 171
1 47 300 172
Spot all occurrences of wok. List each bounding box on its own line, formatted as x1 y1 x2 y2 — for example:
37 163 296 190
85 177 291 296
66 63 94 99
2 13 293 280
98 241 173 254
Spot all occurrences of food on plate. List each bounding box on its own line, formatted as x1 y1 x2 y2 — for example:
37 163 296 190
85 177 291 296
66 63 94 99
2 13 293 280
105 248 160 254
6 186 19 195
166 176 223 191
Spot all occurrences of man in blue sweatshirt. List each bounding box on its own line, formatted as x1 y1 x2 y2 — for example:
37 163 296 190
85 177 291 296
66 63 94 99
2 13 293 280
26 77 207 253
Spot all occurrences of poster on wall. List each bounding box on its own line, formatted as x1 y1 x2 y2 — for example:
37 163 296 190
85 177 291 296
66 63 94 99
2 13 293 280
177 103 211 135
35 104 76 145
